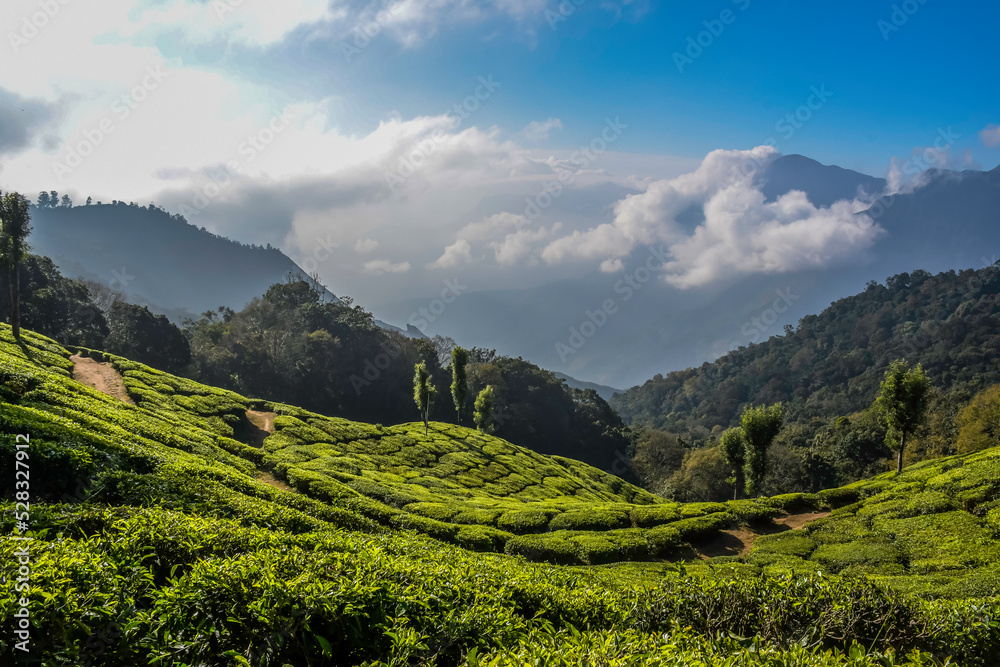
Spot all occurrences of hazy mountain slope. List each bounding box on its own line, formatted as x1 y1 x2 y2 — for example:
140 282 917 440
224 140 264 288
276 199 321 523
864 166 1000 272
30 202 316 314
28 202 418 335
552 371 622 401
754 154 887 207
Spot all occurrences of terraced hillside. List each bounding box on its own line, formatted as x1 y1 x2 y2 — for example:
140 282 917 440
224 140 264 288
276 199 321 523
2 326 999 665
748 449 1000 598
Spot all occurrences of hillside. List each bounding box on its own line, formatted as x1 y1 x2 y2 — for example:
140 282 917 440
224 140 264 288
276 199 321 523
27 201 417 336
2 325 1000 664
613 264 1000 438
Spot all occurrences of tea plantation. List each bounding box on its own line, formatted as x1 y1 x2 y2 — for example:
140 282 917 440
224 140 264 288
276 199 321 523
2 325 999 665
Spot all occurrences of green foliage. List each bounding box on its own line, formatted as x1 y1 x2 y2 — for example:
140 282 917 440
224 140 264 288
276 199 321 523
473 384 495 434
613 265 1000 494
742 403 784 497
5 324 1000 664
104 301 191 373
955 384 1000 454
413 361 437 434
720 426 746 499
874 361 933 474
451 346 469 424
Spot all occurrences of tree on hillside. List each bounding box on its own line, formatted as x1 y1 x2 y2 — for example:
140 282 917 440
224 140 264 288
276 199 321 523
719 427 746 500
451 346 469 424
413 361 436 435
741 403 784 497
474 385 495 434
955 384 1000 454
37 192 50 208
873 360 932 474
0 192 33 342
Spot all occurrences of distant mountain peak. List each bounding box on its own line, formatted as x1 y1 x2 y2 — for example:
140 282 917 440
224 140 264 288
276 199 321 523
755 154 886 208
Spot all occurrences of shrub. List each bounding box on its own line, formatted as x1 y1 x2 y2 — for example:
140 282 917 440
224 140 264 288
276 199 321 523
812 541 904 574
673 512 732 540
629 504 681 528
549 509 630 532
455 525 511 552
726 500 781 524
816 487 862 508
646 525 682 557
496 510 551 534
504 534 578 565
570 535 620 565
679 502 727 518
764 493 822 512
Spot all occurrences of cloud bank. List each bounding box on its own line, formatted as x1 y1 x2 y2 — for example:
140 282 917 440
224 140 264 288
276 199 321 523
541 146 884 287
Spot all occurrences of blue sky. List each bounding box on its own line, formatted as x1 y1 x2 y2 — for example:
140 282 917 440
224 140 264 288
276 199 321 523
1 0 997 305
208 0 1000 175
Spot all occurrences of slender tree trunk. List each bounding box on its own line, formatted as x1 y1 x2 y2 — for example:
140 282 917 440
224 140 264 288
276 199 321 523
896 432 905 475
734 468 745 500
10 265 19 342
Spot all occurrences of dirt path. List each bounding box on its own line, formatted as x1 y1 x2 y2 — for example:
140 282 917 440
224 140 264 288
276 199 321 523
245 409 277 449
243 410 296 493
775 510 831 530
70 354 134 404
693 528 758 560
246 409 276 434
256 471 296 493
691 511 832 561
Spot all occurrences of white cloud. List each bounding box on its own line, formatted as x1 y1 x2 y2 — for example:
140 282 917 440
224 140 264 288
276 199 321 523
661 188 882 288
364 259 411 274
521 118 562 142
457 211 527 240
118 0 336 47
542 145 884 288
427 239 473 269
0 0 684 304
599 258 624 273
354 238 380 253
980 124 1000 148
328 0 552 49
542 146 780 264
490 223 560 266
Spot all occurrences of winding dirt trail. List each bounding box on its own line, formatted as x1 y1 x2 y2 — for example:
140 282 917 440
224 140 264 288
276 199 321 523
70 354 134 404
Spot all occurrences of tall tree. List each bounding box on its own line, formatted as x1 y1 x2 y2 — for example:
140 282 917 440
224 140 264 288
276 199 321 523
473 385 495 434
719 427 746 500
873 360 932 474
0 192 33 342
37 192 50 208
741 403 784 497
450 346 469 424
413 361 436 435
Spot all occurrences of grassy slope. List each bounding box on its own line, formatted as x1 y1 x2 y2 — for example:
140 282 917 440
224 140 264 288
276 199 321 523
0 326 998 665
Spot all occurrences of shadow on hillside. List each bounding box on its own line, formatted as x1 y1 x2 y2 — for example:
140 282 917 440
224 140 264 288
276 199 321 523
677 520 793 561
